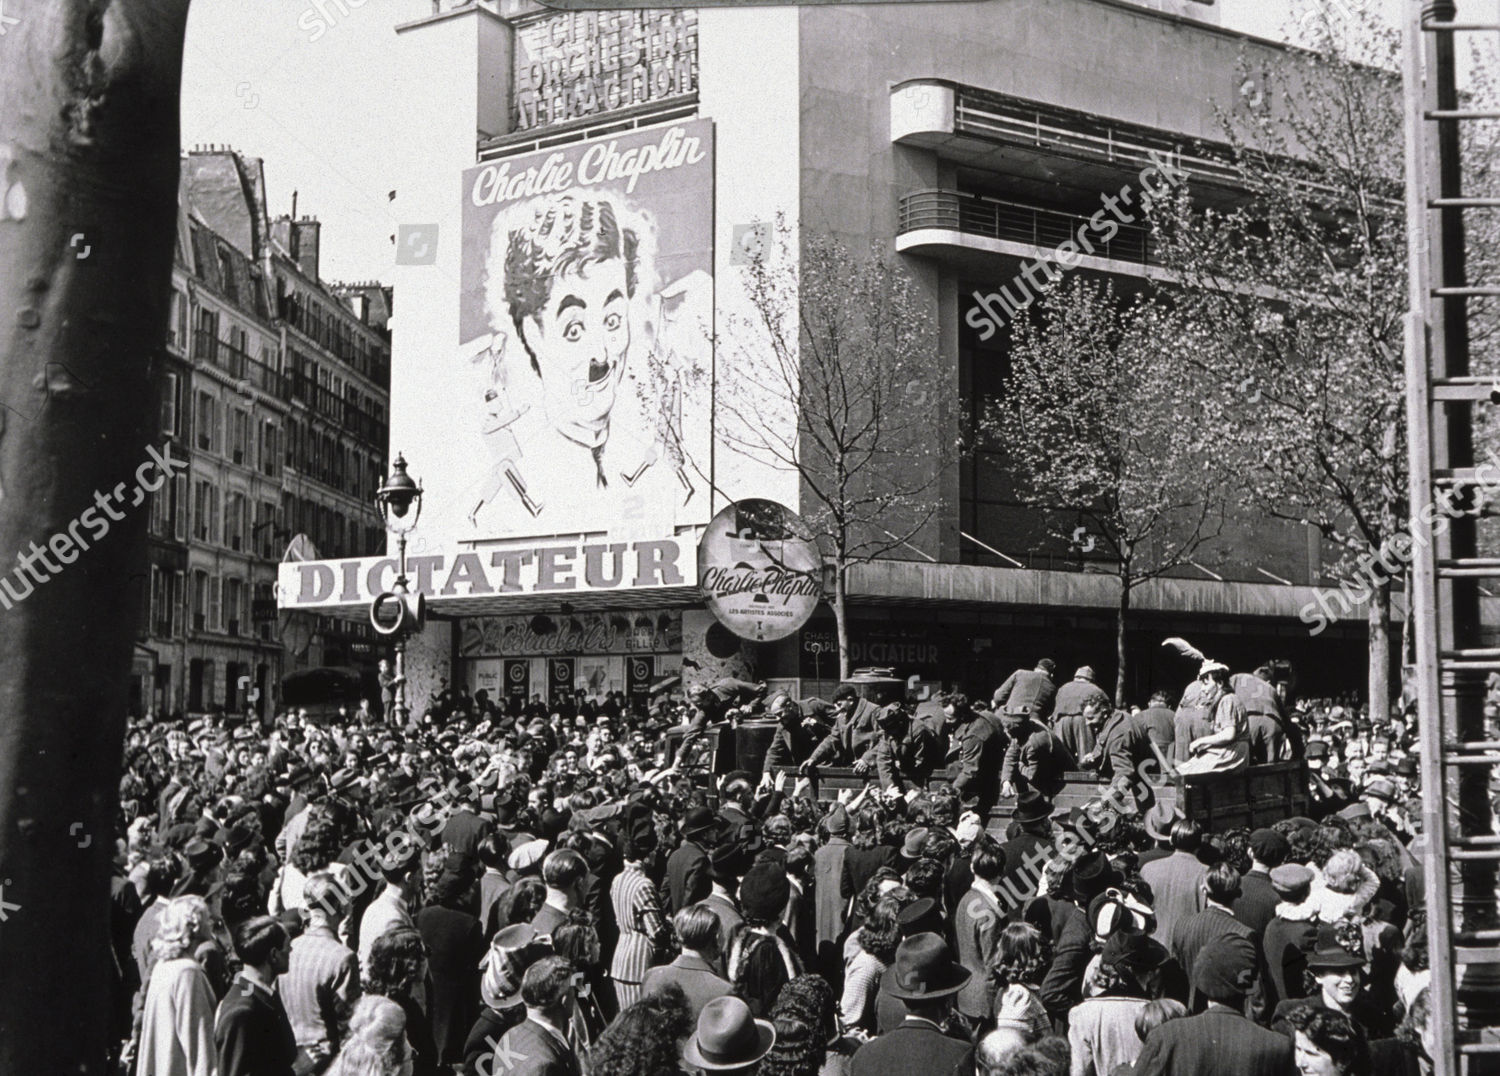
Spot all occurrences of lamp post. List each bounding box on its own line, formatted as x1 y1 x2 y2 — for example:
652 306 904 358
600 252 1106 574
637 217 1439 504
375 453 424 726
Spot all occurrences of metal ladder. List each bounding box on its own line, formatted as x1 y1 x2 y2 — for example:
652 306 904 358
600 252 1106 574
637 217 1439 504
1404 2 1500 1072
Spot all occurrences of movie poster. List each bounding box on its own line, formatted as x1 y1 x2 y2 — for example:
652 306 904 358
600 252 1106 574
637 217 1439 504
458 119 714 541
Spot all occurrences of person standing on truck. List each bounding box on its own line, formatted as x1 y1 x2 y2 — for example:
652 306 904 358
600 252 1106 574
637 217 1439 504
762 695 826 777
872 704 944 793
801 685 881 774
991 658 1058 723
997 702 1076 800
942 693 1005 815
1052 666 1112 726
1233 665 1292 765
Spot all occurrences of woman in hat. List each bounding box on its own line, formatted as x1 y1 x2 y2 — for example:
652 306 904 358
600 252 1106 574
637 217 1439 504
985 922 1053 1043
609 804 672 1009
727 862 803 1017
464 924 546 1075
1175 663 1250 776
1067 930 1173 1076
1273 919 1394 1040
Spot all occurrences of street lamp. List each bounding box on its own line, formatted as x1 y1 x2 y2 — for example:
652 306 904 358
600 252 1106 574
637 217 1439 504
374 453 425 726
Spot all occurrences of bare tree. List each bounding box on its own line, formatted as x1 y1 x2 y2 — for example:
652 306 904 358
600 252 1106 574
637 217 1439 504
0 2 192 1071
1151 2 1420 723
707 224 948 678
981 279 1231 705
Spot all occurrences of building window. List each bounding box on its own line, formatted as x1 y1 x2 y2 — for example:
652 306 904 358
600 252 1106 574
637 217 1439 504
194 391 218 454
192 570 209 633
173 474 188 543
224 577 243 638
160 372 180 437
225 492 246 551
229 408 249 465
151 567 174 638
209 575 223 633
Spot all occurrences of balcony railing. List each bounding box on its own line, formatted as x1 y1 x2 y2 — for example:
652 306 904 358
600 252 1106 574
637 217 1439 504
194 331 285 396
898 189 1158 267
283 371 387 448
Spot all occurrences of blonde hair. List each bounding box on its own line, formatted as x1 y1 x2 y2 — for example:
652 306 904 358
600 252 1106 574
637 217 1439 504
151 895 213 962
327 995 412 1076
1323 850 1366 894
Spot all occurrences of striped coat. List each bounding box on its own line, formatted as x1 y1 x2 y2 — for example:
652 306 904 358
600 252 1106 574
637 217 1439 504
609 863 669 1008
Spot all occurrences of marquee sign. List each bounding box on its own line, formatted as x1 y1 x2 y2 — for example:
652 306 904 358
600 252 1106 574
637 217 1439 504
698 500 822 643
277 538 694 610
511 9 697 131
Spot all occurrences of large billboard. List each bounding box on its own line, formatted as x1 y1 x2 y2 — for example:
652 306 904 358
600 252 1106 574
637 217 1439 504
458 119 714 543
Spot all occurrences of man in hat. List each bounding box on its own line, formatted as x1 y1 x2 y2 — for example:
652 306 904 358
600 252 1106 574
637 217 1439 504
1054 665 1111 722
1261 863 1318 1007
703 843 746 957
485 956 582 1076
1233 828 1290 937
1083 705 1155 786
873 704 943 793
667 806 721 913
813 803 855 979
1169 863 1263 1014
684 995 776 1076
996 790 1054 897
802 685 883 774
942 693 1005 816
992 659 1058 723
996 701 1075 801
852 933 974 1076
1132 947 1293 1075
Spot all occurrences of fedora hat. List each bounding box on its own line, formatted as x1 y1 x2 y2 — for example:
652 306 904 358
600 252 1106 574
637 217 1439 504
1011 790 1052 825
900 827 930 860
884 932 971 1001
1067 850 1122 903
683 806 725 841
683 996 776 1071
1143 802 1181 844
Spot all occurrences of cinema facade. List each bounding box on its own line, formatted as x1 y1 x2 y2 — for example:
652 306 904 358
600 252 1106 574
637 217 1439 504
278 0 1383 711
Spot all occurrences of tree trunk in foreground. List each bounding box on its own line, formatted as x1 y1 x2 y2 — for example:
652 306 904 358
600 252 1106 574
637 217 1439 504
1368 579 1392 727
0 2 190 1071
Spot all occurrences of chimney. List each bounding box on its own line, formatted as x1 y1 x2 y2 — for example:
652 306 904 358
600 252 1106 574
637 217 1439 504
290 217 321 281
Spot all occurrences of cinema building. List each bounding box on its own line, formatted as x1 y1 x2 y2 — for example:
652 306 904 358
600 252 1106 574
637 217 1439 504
279 0 1385 711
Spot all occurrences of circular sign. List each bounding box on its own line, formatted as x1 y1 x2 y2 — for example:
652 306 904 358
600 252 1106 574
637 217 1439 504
698 499 823 643
508 664 527 685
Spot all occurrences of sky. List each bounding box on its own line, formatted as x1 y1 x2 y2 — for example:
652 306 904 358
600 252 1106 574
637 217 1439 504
178 0 1415 285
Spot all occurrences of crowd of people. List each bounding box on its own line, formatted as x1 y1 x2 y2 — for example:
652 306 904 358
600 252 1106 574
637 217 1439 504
111 647 1451 1076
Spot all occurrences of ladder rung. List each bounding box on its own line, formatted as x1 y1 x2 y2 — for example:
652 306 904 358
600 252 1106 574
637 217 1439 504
1432 378 1500 402
1431 198 1500 208
1455 928 1500 943
1451 740 1500 751
1433 286 1500 296
1438 561 1500 578
1448 847 1500 858
1443 662 1500 673
1459 1043 1500 1055
1456 947 1500 963
1453 834 1500 847
1441 648 1500 660
1426 110 1500 121
1423 22 1500 32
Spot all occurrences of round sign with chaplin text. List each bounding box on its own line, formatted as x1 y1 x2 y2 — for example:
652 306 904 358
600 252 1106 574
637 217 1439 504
698 500 823 642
